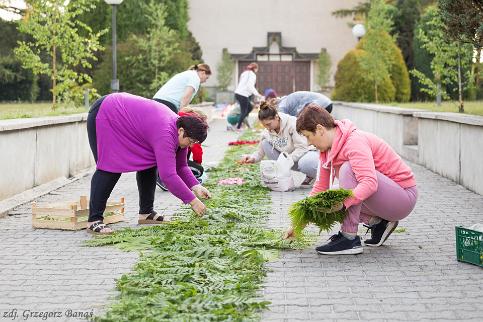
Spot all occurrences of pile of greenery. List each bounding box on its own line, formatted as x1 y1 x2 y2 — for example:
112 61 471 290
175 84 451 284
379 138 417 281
87 130 314 321
289 189 353 237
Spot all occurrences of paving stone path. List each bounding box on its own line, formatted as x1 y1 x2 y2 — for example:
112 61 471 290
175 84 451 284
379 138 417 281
1 115 482 322
263 162 483 321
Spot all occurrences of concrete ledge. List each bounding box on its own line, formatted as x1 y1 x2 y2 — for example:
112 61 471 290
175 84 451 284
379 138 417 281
335 101 423 115
402 145 419 163
0 113 88 132
334 101 483 195
0 167 93 218
413 111 483 126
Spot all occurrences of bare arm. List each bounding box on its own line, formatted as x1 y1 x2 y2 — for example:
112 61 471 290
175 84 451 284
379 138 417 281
179 86 195 109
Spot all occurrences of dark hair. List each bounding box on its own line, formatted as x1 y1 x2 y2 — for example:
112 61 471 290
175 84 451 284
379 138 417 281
258 99 278 120
296 103 335 133
189 63 212 75
246 62 258 71
176 114 209 143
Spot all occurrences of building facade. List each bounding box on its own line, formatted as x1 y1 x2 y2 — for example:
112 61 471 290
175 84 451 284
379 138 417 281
188 0 361 97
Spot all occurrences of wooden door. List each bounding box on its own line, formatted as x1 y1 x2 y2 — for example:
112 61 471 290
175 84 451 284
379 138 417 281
238 61 310 96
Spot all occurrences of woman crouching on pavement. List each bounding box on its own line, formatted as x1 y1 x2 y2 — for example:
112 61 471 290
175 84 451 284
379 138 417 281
285 104 418 254
239 100 319 184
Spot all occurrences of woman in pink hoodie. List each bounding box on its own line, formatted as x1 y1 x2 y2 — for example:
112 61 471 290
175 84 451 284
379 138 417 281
286 104 418 255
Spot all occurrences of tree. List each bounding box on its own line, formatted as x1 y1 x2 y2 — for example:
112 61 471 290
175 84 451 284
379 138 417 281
89 0 202 95
394 0 421 101
357 0 396 102
118 2 179 97
216 48 234 91
317 49 332 90
439 0 483 98
14 0 105 108
411 6 473 110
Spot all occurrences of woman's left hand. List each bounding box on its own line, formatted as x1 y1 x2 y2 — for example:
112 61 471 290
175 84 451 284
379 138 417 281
192 184 212 199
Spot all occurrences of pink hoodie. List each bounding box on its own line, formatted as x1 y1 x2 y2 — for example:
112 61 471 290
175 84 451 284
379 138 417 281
310 119 416 209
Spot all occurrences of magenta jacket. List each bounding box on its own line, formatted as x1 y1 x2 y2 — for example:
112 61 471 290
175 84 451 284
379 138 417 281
95 92 198 203
311 119 416 208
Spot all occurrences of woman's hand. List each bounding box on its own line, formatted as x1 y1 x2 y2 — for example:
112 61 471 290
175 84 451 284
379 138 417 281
283 226 295 240
326 202 345 213
239 154 256 164
192 184 211 199
190 197 207 216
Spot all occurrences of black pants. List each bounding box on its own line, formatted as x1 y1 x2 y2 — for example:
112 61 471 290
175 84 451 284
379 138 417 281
153 98 178 114
235 93 252 129
87 97 157 222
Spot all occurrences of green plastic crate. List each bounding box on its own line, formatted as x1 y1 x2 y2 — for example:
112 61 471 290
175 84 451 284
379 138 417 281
455 226 483 267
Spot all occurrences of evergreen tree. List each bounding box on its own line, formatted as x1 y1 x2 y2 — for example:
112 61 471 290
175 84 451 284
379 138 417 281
394 0 421 100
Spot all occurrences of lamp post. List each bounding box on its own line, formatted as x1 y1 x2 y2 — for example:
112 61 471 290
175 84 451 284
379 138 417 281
352 23 366 42
104 0 123 92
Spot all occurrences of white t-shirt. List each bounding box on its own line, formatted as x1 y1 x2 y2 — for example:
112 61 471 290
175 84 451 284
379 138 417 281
153 70 200 108
235 70 260 97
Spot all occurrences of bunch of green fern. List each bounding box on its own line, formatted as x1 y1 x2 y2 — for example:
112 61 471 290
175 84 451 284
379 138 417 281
289 189 352 236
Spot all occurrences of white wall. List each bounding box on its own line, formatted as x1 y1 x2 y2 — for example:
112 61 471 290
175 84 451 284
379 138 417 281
0 115 95 201
333 103 483 196
188 0 360 89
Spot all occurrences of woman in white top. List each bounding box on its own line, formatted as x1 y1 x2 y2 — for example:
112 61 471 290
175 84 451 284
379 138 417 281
153 64 211 113
234 62 262 130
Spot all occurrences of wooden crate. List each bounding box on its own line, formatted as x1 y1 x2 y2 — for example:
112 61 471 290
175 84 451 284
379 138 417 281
32 196 125 230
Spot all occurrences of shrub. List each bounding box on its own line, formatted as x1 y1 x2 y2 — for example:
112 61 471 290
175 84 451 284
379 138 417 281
333 49 395 102
357 31 411 102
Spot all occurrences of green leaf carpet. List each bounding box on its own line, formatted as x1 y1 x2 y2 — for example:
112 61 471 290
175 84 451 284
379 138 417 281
87 130 315 322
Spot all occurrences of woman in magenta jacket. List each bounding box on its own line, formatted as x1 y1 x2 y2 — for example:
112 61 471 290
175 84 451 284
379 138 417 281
286 104 418 255
86 92 211 234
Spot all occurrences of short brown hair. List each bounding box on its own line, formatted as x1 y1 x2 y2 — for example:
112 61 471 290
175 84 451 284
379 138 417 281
258 99 278 120
246 62 258 71
189 63 212 75
176 114 209 143
296 103 335 133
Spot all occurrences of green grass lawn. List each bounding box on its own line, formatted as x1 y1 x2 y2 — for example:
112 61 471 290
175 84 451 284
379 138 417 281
389 100 483 116
0 102 87 120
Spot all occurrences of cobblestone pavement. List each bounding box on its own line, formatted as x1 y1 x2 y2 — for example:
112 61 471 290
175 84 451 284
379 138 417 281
1 116 483 322
262 161 483 321
0 118 237 322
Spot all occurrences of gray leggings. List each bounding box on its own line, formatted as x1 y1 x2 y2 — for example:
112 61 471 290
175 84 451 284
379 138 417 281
261 140 319 179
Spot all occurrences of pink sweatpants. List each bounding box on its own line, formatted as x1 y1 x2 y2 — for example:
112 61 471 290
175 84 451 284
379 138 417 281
338 162 418 233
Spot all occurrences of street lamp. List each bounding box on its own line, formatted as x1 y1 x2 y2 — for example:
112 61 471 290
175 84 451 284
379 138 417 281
352 23 366 41
105 0 123 92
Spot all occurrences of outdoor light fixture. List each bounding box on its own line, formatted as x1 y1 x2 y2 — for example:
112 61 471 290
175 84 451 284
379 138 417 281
104 0 124 92
352 23 366 41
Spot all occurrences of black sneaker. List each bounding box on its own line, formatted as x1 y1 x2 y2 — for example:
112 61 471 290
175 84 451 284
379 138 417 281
315 232 363 255
364 220 399 247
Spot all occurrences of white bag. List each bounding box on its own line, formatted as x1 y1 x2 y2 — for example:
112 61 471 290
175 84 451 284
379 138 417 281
260 152 306 192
